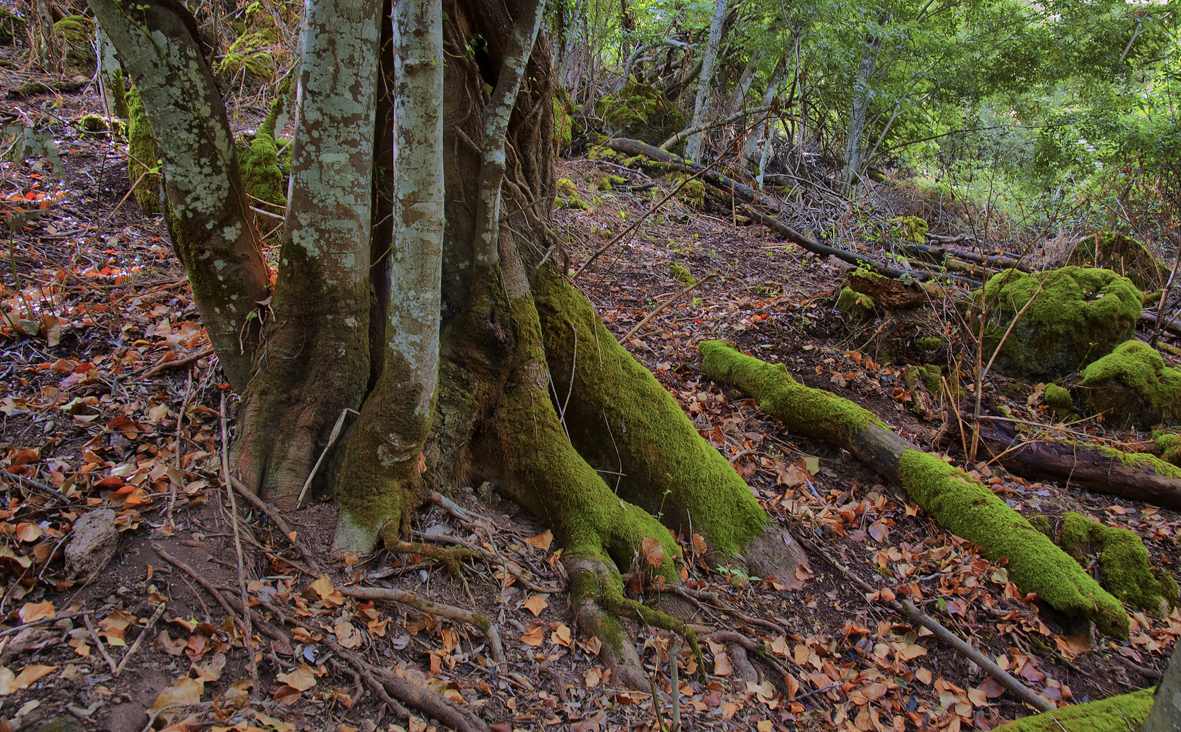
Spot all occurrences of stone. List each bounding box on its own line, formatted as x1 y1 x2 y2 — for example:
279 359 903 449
64 508 118 581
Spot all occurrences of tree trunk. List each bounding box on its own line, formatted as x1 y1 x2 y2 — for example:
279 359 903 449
96 0 791 691
683 0 727 160
739 54 786 170
724 49 761 116
841 43 879 194
699 340 1131 638
1142 641 1181 732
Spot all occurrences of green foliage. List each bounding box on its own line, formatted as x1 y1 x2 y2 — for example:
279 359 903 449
888 216 928 243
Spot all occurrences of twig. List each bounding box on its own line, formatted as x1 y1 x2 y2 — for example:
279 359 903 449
662 584 787 636
115 602 166 676
623 274 718 342
83 613 118 675
138 701 213 732
229 475 320 574
338 585 505 664
152 542 244 628
220 394 258 695
0 610 91 638
670 638 682 732
794 532 1055 712
328 655 409 720
297 408 356 507
3 472 68 503
421 532 561 593
140 346 214 379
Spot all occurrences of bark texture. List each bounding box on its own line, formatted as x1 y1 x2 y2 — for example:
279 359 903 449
683 0 727 160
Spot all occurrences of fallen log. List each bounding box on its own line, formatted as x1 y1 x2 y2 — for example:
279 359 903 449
604 137 925 281
698 340 1130 637
977 418 1181 510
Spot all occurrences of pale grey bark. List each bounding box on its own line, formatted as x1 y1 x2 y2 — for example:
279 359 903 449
724 49 761 117
841 41 881 193
1143 642 1181 732
738 54 787 169
683 0 727 161
94 25 126 119
473 0 547 264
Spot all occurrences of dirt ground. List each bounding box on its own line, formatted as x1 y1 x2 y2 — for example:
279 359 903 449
0 57 1177 732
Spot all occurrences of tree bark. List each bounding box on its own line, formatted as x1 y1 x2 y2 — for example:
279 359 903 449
683 0 727 160
699 340 1130 638
739 54 786 170
87 0 270 390
1142 641 1181 732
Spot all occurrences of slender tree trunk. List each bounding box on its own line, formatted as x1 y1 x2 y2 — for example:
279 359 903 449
1142 641 1181 732
86 0 270 390
739 54 786 169
724 48 760 116
841 43 878 194
684 0 727 160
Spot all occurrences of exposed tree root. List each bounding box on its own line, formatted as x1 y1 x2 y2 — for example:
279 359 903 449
699 340 1131 637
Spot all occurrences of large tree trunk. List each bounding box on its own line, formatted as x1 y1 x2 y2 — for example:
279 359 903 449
96 0 790 691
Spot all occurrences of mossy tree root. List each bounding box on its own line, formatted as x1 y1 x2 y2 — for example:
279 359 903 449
990 688 1155 732
1053 512 1178 613
699 340 1130 637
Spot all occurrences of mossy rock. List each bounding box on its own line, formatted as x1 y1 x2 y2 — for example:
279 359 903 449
836 287 874 319
919 364 943 395
1066 231 1166 291
1156 431 1181 465
597 175 627 191
594 78 686 146
238 131 286 208
76 114 125 137
847 269 926 309
888 215 928 244
915 336 944 354
666 174 705 208
1042 383 1075 421
217 27 280 80
990 689 1155 732
980 266 1143 380
1079 341 1181 427
1054 512 1178 613
0 9 27 46
556 178 589 210
53 16 95 73
670 262 695 286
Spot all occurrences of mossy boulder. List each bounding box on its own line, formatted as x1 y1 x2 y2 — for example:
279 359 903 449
76 114 125 137
980 266 1142 380
1055 512 1178 613
594 79 686 146
53 16 95 73
556 178 589 210
1156 431 1181 465
847 269 926 309
666 174 705 208
1043 383 1074 421
1079 341 1181 427
238 131 286 208
888 215 928 244
670 262 695 286
597 174 627 191
991 689 1155 732
836 287 874 319
1067 231 1166 291
0 9 27 46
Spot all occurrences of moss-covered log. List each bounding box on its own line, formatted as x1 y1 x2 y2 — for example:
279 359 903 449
991 689 1155 732
699 340 1130 637
1052 512 1178 613
978 419 1181 510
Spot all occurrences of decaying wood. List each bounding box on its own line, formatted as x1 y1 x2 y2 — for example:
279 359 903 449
978 419 1181 510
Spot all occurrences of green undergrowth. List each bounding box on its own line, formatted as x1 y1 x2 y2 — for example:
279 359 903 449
898 452 1129 637
533 272 767 558
1054 512 1178 612
889 215 928 243
594 78 686 145
980 266 1142 380
1081 340 1181 422
990 688 1154 732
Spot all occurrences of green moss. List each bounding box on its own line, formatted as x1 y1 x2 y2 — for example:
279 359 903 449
533 271 768 557
588 145 622 162
1155 431 1181 465
0 9 26 46
991 689 1155 732
980 267 1143 380
1043 383 1073 411
836 287 875 318
556 178 589 210
1081 341 1181 423
217 27 279 79
238 130 286 208
597 175 627 191
1055 512 1177 612
126 86 163 216
888 216 928 244
1029 514 1053 538
595 79 687 146
52 16 94 72
916 336 944 353
897 451 1129 637
553 84 577 148
1095 444 1181 480
699 341 886 444
920 364 944 396
77 115 125 137
1067 231 1166 291
670 262 696 286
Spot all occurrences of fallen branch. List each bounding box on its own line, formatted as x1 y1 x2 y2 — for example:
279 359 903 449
794 532 1056 713
623 274 717 341
338 585 505 664
698 340 1129 637
140 346 214 379
977 418 1181 510
228 475 320 574
152 542 245 630
83 613 119 675
220 395 258 695
115 602 166 676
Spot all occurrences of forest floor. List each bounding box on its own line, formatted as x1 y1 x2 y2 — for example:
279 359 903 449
0 74 1177 732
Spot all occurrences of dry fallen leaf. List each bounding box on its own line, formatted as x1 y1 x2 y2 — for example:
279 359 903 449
713 652 733 676
641 536 665 569
551 622 572 648
522 595 548 617
18 601 55 624
276 664 317 692
524 530 553 551
520 624 545 647
334 621 363 649
193 653 225 683
148 676 204 712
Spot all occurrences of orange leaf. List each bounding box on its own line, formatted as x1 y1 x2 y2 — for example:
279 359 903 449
18 601 54 624
520 624 545 647
521 595 548 617
524 530 553 551
642 536 665 569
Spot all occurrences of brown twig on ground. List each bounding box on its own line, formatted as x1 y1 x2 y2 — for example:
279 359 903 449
152 542 245 630
115 602 166 676
624 273 718 342
221 394 258 695
338 585 505 664
228 475 321 574
328 655 409 720
662 584 787 636
83 612 118 675
794 532 1056 712
421 531 561 594
140 346 214 379
700 630 794 680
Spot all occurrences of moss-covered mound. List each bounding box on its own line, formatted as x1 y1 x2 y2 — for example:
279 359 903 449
556 178 589 210
595 79 686 146
847 269 927 309
1055 512 1178 612
1156 431 1181 465
1079 341 1181 427
553 84 578 150
888 215 928 244
1067 231 1166 291
991 689 1154 732
238 131 286 209
126 87 163 217
981 267 1142 380
53 16 95 73
0 9 26 46
670 262 695 285
836 287 875 319
1043 383 1074 421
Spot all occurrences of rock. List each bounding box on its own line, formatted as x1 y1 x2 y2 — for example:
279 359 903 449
594 79 686 146
1079 340 1181 428
980 266 1142 380
64 509 118 581
836 287 874 319
1043 383 1074 421
1066 231 1166 291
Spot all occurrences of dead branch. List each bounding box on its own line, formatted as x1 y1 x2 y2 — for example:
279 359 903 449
152 542 245 630
228 475 321 574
